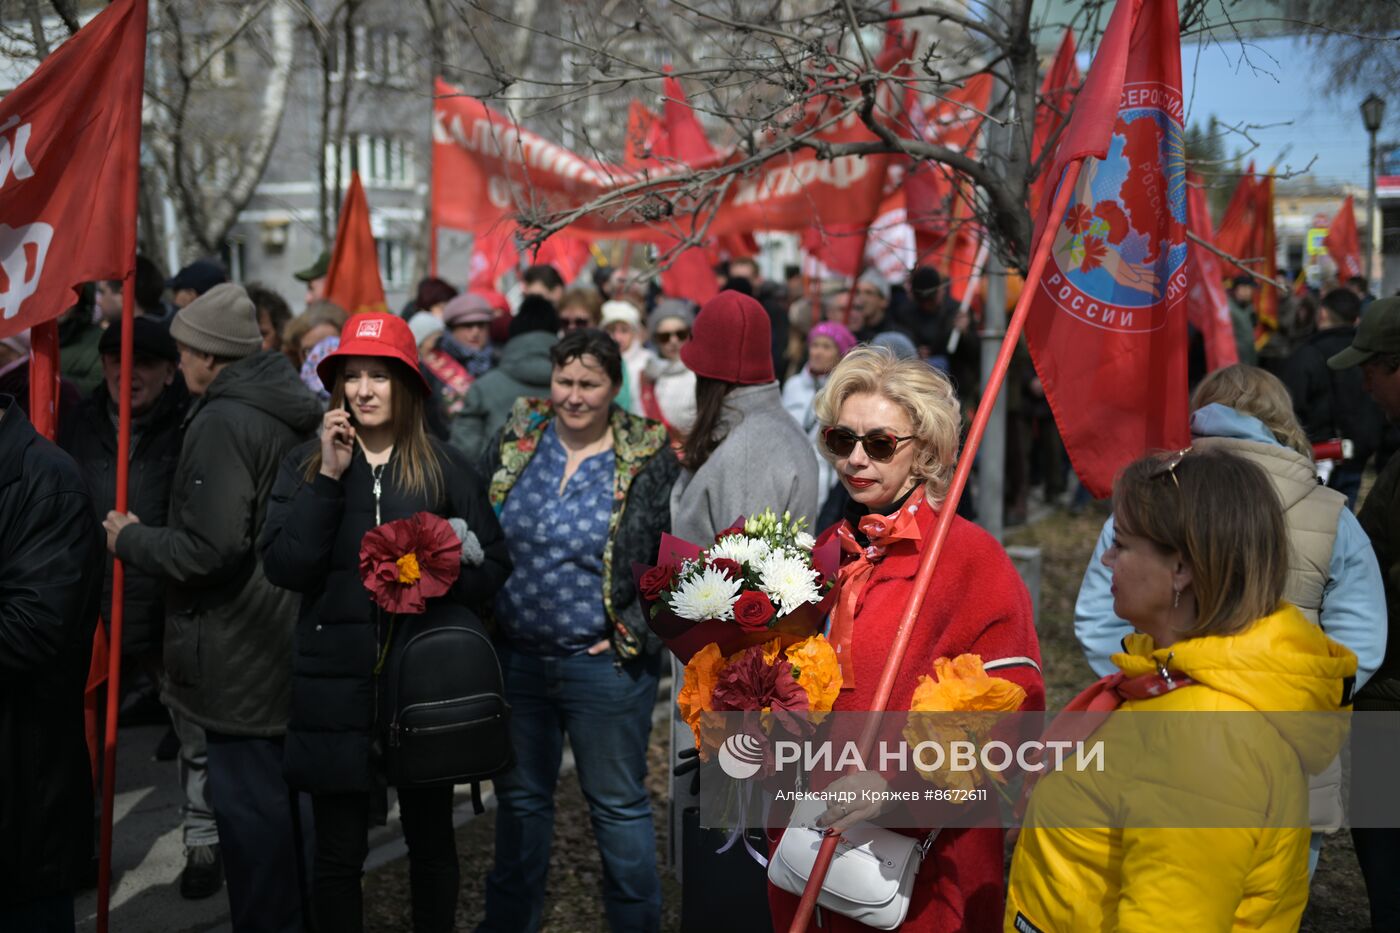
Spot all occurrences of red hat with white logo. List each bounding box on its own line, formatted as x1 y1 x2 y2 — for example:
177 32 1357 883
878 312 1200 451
317 312 430 395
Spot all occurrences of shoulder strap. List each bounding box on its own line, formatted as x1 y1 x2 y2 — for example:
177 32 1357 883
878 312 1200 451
982 656 1041 673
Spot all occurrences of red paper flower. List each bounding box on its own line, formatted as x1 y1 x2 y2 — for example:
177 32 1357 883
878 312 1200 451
640 564 679 601
359 512 462 614
1064 203 1092 234
732 590 775 631
1079 235 1108 273
713 647 810 713
714 521 747 542
709 558 743 581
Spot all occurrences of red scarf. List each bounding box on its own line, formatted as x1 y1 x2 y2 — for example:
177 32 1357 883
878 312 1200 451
1013 665 1197 832
830 488 927 690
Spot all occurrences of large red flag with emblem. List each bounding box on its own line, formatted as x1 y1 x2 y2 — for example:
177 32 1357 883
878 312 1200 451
1326 195 1363 282
0 0 146 340
325 172 389 315
1023 0 1189 498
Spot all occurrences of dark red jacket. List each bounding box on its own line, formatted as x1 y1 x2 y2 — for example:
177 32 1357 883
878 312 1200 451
769 502 1045 932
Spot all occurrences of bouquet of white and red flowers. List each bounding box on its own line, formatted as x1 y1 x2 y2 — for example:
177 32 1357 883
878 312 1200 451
635 509 840 664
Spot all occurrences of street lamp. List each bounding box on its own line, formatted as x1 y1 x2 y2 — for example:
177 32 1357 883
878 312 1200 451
1361 93 1386 293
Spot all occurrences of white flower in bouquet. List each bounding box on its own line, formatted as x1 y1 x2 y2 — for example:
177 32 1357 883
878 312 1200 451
709 534 771 568
670 566 744 622
793 531 816 551
758 551 822 617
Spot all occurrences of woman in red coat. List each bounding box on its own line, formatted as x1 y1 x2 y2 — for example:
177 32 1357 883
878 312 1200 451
768 346 1045 932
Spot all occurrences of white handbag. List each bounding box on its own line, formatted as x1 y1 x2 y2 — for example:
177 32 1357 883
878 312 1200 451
767 797 937 930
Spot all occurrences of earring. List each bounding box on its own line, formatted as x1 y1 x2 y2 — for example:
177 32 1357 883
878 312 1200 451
1172 588 1180 609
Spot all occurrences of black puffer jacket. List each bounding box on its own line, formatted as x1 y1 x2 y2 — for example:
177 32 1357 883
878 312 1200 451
115 352 323 736
260 439 512 793
1283 326 1386 469
61 380 190 656
0 398 103 905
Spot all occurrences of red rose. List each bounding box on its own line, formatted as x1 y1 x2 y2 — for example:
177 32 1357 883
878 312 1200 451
709 558 743 581
732 590 776 631
714 521 746 542
639 564 679 601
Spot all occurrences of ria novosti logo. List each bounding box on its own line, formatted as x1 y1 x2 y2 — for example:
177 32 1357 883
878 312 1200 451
717 732 766 779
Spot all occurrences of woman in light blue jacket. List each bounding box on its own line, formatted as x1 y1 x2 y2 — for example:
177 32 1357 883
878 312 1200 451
1074 365 1385 875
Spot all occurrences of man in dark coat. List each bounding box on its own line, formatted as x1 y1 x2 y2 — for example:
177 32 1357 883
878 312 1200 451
0 395 103 931
1327 296 1400 932
1283 287 1385 509
106 284 323 932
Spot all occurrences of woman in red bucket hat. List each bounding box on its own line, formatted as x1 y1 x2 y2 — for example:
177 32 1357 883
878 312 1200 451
260 311 513 932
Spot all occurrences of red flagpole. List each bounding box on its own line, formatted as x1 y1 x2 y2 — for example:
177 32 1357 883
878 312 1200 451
787 158 1085 932
96 274 134 933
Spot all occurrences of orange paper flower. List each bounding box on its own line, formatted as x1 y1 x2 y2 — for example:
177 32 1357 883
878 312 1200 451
396 552 421 584
905 654 1028 789
677 643 726 757
785 635 842 714
909 654 1027 713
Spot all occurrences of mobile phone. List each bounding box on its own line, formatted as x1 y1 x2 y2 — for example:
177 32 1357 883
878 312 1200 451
342 395 358 426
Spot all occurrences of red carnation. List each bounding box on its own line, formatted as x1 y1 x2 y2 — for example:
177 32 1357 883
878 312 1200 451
709 558 744 581
640 564 680 601
359 512 462 615
732 590 776 631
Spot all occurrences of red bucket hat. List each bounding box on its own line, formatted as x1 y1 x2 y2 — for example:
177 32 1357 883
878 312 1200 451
680 290 774 385
317 312 430 395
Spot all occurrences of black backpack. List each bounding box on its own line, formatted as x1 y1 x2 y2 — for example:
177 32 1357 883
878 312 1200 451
378 602 513 810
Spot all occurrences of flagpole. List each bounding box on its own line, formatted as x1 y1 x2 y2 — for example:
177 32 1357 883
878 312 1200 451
96 273 134 933
787 158 1085 933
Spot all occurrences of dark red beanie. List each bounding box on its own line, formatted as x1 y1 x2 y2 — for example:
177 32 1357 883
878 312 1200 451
681 290 774 385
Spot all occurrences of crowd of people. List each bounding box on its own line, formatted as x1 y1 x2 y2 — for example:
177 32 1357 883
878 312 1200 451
1 246 1398 933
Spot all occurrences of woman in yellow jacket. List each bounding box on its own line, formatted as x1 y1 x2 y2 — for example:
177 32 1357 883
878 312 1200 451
1005 448 1356 932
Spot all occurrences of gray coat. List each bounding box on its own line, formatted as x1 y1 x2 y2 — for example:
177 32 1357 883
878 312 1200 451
670 381 819 544
449 331 556 458
116 351 323 736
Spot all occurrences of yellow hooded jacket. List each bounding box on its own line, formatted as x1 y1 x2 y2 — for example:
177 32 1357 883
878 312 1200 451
1005 604 1355 932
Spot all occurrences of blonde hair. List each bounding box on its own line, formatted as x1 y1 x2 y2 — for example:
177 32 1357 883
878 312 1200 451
1190 364 1312 460
282 301 349 361
813 347 961 503
1114 448 1286 638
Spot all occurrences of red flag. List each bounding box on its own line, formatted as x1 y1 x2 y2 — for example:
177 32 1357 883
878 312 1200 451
0 0 146 340
325 173 388 315
1325 195 1363 281
1185 173 1239 372
1023 0 1189 498
1213 161 1255 263
467 225 519 292
1253 173 1278 331
1030 28 1082 215
624 100 662 169
532 234 590 284
653 76 720 304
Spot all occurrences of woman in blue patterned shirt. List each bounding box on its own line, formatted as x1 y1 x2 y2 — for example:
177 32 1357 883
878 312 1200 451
478 328 679 932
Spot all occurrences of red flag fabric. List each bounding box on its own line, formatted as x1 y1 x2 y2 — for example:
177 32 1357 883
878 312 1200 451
325 173 388 315
1185 173 1239 372
1030 28 1082 215
0 0 146 340
1212 162 1279 329
467 225 519 292
907 74 991 259
532 234 590 284
1325 195 1363 281
1023 0 1189 498
653 76 720 304
624 100 662 169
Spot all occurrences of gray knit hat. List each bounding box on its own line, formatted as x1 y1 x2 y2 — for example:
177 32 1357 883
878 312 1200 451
169 283 263 359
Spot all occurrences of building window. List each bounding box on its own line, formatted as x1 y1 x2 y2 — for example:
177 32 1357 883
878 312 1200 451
190 34 238 86
325 134 412 188
378 237 407 288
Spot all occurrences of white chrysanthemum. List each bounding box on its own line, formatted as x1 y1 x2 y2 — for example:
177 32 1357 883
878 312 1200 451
708 534 771 568
758 552 822 616
669 566 743 622
793 532 816 551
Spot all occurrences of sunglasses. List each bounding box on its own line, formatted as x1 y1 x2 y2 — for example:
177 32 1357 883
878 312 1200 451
656 328 690 344
821 427 914 462
561 316 592 330
453 320 490 330
1150 446 1192 489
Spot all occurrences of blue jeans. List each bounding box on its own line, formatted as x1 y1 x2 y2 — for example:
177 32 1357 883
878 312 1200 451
480 647 662 933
